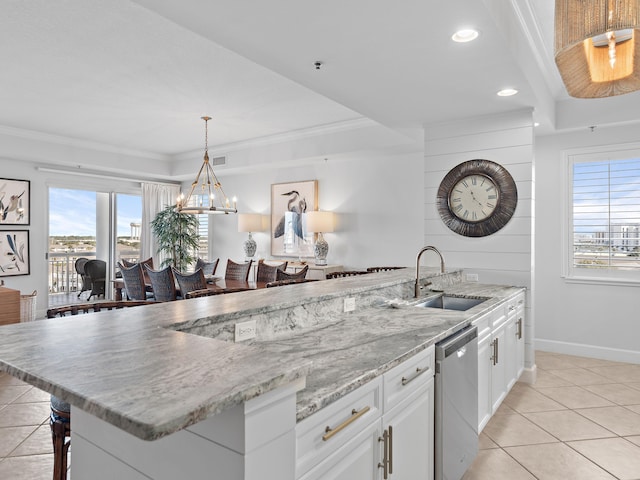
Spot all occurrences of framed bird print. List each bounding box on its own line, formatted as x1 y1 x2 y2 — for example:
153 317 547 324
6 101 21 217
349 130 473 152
0 230 29 277
0 178 30 225
271 180 318 258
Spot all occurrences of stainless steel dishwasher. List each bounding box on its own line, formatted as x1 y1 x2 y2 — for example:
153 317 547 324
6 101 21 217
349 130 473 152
435 325 478 480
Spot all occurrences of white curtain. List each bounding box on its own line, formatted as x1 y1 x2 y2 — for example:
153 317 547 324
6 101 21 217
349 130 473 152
140 182 181 268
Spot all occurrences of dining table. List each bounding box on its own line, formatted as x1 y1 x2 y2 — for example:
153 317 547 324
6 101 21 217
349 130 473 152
112 276 267 301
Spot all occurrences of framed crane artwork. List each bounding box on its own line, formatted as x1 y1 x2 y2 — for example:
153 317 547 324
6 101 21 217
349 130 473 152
271 180 318 258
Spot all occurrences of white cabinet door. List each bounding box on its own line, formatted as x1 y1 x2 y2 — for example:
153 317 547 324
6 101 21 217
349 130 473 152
505 312 518 391
490 318 507 414
382 379 434 480
299 421 382 480
477 330 493 433
515 297 525 379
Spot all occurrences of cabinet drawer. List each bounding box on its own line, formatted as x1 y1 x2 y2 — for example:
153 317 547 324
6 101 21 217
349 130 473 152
296 376 382 478
383 345 434 412
472 311 492 340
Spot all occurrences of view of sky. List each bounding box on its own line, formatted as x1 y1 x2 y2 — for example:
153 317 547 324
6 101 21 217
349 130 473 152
49 188 141 237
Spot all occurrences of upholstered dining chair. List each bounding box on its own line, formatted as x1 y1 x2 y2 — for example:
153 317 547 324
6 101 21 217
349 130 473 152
173 268 207 298
256 260 288 283
195 257 219 276
47 299 156 480
224 259 253 281
118 262 150 300
276 265 308 281
145 265 178 302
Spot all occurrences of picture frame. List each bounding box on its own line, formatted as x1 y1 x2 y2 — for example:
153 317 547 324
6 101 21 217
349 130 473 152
0 178 30 225
0 230 30 277
271 180 318 258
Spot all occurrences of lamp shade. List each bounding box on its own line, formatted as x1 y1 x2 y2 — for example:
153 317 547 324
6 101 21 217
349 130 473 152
306 211 334 233
555 0 640 98
238 213 262 233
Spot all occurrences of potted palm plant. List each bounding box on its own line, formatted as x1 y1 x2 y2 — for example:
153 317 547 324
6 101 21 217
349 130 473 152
150 204 200 272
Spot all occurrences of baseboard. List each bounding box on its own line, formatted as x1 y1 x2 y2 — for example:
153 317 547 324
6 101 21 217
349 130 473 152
535 338 640 365
519 365 537 385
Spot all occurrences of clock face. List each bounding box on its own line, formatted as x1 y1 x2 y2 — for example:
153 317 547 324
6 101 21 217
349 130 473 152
436 159 517 237
448 174 499 223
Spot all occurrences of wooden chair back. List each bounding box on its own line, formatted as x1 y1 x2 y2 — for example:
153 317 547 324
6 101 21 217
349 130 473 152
276 265 308 281
225 259 253 281
144 266 177 302
256 260 288 283
173 268 207 297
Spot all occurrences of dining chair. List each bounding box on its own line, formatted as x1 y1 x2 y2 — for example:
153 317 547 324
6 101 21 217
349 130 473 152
256 260 288 283
326 270 371 279
118 262 150 300
173 268 207 297
145 265 178 302
224 259 253 281
276 265 308 281
195 257 219 276
84 259 107 299
47 299 156 480
121 257 154 269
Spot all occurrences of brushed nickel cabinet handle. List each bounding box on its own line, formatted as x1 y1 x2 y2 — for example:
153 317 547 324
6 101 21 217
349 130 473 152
495 337 499 365
322 406 371 441
490 339 496 365
517 318 523 339
401 366 430 386
378 428 389 479
388 425 393 474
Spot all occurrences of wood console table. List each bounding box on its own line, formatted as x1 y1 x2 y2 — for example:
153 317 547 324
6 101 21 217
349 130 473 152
0 286 20 325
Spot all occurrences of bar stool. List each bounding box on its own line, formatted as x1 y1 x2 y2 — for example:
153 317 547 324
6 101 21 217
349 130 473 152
50 395 71 480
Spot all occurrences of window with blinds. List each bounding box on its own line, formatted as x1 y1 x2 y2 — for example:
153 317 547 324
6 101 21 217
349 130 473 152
571 157 640 278
196 214 209 260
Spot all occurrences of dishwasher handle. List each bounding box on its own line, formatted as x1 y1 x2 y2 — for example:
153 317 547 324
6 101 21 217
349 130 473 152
436 326 478 360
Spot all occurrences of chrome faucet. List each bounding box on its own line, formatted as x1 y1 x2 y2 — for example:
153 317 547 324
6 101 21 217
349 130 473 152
415 246 445 298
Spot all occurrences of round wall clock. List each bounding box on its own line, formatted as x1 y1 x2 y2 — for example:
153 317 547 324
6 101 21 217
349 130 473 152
436 159 517 237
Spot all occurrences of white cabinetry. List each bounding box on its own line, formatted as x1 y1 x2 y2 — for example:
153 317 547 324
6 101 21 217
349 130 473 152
474 291 526 433
296 346 435 480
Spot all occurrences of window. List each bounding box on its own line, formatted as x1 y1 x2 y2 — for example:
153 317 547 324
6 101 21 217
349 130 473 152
568 151 640 283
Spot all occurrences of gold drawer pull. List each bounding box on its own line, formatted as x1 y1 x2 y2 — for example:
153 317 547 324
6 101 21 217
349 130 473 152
401 366 430 386
322 406 371 441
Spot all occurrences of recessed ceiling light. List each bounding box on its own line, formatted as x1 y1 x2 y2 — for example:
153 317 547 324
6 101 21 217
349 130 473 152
452 29 479 43
497 88 518 97
534 122 540 127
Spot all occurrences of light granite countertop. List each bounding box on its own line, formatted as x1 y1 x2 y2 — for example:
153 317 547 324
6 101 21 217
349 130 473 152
0 269 523 439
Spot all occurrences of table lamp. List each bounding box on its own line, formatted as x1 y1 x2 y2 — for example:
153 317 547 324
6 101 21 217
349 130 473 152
238 213 262 260
305 211 334 266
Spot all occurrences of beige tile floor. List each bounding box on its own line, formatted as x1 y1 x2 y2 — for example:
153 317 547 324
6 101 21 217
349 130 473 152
464 351 640 480
1 351 640 479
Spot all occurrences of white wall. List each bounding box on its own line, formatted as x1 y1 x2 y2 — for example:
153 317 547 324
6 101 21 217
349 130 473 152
210 151 425 270
424 110 535 375
535 123 640 363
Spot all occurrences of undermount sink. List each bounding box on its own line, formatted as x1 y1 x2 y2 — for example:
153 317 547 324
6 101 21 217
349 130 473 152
415 295 486 312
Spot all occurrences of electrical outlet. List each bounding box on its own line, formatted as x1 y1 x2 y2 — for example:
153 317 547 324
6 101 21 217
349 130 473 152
466 273 479 282
235 320 257 342
344 297 356 312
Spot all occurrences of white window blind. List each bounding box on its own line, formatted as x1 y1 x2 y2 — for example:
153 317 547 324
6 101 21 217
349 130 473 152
571 157 640 279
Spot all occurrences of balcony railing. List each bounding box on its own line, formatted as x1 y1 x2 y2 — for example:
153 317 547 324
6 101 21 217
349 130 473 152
48 250 140 294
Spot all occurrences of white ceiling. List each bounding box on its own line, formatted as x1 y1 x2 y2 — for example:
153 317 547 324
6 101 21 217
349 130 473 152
3 0 640 170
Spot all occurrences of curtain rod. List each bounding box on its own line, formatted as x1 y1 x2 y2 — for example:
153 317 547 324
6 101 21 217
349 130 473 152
36 167 180 187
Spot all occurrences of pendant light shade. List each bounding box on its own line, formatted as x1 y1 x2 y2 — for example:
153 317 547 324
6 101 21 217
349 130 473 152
555 0 640 98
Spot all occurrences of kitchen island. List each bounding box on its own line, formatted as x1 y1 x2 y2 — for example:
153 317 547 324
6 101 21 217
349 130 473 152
0 269 524 479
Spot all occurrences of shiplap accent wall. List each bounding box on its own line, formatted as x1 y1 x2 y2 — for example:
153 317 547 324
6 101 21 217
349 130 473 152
424 109 535 377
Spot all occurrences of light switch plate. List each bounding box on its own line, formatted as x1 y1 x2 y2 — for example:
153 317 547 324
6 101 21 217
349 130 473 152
235 320 257 342
344 297 356 312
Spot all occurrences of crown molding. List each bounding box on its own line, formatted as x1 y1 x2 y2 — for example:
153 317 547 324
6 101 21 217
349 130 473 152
173 116 375 161
0 124 171 161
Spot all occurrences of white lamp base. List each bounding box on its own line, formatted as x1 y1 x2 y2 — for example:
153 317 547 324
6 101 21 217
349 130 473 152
243 232 257 260
313 233 329 266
